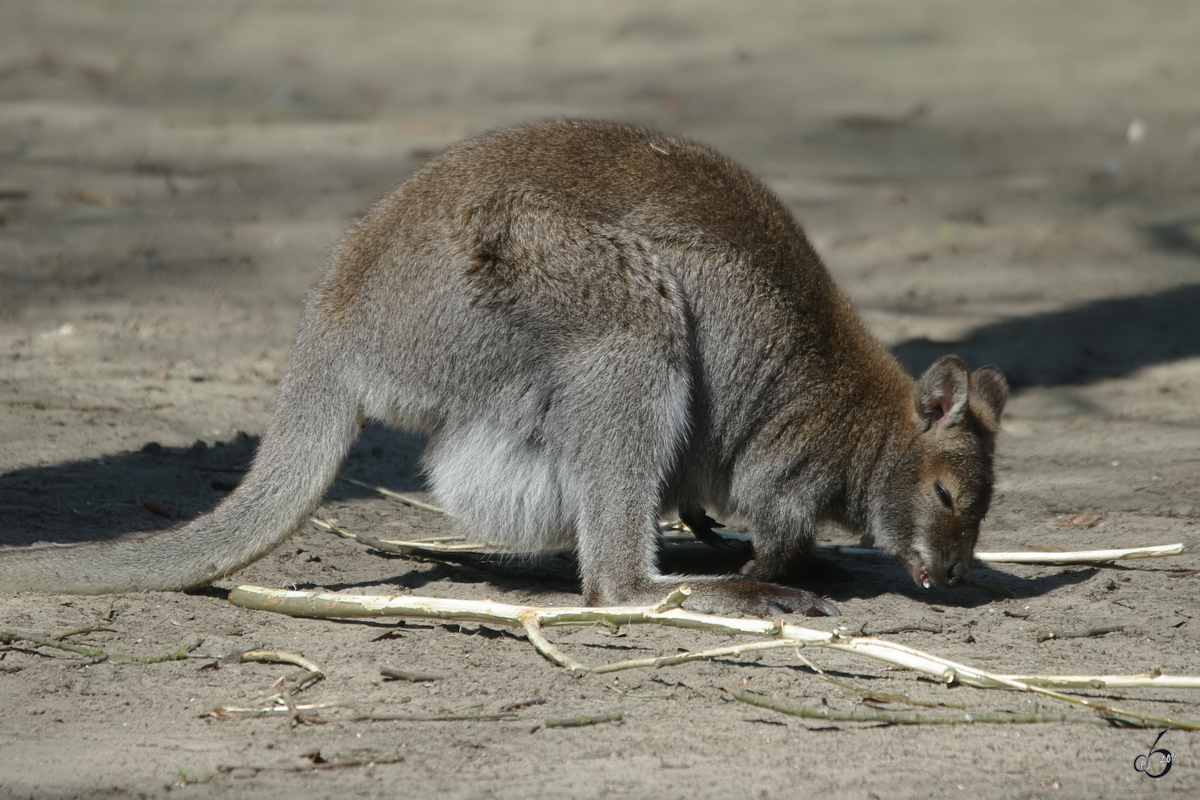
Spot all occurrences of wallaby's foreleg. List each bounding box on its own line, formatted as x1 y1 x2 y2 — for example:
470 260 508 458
738 525 815 583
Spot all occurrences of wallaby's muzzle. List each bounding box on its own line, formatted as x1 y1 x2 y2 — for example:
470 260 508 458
908 548 972 590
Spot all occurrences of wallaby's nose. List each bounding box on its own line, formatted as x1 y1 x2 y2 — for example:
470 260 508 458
911 553 971 590
945 558 969 587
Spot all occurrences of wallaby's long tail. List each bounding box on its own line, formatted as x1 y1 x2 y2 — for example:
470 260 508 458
0 354 360 594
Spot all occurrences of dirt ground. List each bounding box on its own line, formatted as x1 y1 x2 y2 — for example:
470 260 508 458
2 2 1199 798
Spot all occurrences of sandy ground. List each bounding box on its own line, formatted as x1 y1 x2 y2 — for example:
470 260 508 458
2 2 1200 798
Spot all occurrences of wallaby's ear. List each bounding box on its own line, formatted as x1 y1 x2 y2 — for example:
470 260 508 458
915 356 970 432
968 365 1008 435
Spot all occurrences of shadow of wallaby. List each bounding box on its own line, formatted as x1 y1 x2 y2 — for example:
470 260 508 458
0 424 426 548
893 283 1200 388
817 558 1100 609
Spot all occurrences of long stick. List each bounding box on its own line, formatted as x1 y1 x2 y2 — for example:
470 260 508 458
227 586 1200 692
971 543 1185 563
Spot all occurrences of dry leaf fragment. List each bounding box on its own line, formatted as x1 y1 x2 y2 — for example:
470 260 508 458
1059 513 1104 528
143 499 172 518
874 184 906 205
70 187 121 207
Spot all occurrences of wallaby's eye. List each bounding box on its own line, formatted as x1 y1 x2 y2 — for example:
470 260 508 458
934 480 954 511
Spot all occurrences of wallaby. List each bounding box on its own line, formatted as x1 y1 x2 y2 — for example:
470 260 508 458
0 120 1007 616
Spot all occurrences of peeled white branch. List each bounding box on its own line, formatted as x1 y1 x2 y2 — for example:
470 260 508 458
970 543 1185 563
812 542 1185 563
228 585 1200 694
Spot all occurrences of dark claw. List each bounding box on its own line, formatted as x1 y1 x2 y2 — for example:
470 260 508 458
765 590 840 617
805 597 841 617
680 509 742 551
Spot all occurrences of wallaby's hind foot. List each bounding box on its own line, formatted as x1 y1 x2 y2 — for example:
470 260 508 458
679 578 841 617
586 576 838 617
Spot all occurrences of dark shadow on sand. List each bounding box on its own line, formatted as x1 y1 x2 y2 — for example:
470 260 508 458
0 423 427 547
893 282 1200 387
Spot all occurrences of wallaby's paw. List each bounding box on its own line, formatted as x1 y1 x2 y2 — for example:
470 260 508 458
679 579 840 618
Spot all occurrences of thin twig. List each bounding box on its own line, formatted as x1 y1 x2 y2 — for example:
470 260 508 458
356 532 499 565
1037 626 1124 643
792 650 967 710
323 481 1186 565
239 649 324 677
312 517 567 564
1 400 123 412
275 676 303 728
211 704 519 723
500 697 546 712
1 628 106 658
350 711 518 722
54 625 118 640
238 649 325 710
206 702 344 720
380 667 449 682
0 628 201 663
217 755 406 773
991 670 1187 690
1036 623 1128 642
592 638 800 674
857 622 943 636
337 477 446 514
310 516 357 539
726 687 1124 727
1006 682 1200 730
520 612 588 672
544 711 623 728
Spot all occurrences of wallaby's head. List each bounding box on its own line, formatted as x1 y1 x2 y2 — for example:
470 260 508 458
874 356 1008 591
